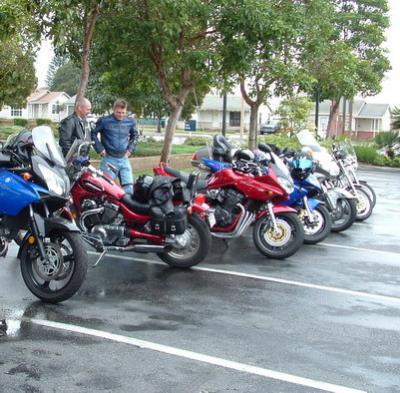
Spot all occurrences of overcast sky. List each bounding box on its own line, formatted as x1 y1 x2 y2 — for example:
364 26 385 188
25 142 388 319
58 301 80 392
34 0 400 107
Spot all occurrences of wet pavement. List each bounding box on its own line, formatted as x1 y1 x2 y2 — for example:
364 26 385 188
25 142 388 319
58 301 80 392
1 166 400 393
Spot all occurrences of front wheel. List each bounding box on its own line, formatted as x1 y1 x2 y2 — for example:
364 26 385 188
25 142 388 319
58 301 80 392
20 231 88 303
302 204 332 244
359 181 376 207
253 212 304 259
330 198 357 232
355 187 373 221
158 214 211 268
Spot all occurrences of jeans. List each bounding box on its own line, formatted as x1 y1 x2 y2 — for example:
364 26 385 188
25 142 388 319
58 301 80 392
100 155 134 194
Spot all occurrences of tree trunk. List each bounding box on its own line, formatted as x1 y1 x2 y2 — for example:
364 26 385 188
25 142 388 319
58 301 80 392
240 78 262 150
326 100 340 138
157 116 162 133
248 104 260 151
75 4 100 103
160 104 183 162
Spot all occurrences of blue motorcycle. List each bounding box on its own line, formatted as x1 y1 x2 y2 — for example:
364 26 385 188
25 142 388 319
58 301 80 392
282 155 332 244
0 126 88 303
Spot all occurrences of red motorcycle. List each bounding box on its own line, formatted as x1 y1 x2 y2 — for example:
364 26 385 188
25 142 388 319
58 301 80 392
154 150 304 260
66 152 212 268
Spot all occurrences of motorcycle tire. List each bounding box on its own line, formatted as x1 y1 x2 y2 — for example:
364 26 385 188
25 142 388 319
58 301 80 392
359 181 376 208
330 198 357 232
253 212 304 259
303 204 332 244
20 231 88 303
354 187 373 222
158 214 211 268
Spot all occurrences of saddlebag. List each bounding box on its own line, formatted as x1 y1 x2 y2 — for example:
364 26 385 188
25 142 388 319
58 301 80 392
150 206 187 235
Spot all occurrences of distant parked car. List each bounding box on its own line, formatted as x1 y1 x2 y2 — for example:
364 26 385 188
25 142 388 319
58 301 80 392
86 114 98 130
259 121 280 134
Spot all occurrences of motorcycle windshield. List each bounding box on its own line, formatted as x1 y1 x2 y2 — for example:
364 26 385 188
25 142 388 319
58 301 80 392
32 126 66 168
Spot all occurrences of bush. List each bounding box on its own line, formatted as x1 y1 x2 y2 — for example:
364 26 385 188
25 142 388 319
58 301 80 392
354 145 378 164
36 118 53 126
374 131 400 149
183 136 209 146
14 118 28 127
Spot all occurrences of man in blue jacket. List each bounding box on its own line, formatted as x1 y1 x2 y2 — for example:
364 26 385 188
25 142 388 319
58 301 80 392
91 99 139 193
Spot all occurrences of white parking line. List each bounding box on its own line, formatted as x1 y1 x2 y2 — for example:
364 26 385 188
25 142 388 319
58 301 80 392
89 252 400 305
319 242 400 256
31 318 366 393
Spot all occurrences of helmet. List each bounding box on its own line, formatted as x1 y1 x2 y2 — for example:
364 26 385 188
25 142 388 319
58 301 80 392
134 175 154 202
233 149 255 162
4 130 33 161
290 156 314 180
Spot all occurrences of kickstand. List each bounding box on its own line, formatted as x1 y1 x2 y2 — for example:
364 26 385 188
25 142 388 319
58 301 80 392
92 250 107 268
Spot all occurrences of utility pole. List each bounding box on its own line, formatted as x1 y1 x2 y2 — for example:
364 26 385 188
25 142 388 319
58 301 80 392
315 85 320 136
222 92 227 137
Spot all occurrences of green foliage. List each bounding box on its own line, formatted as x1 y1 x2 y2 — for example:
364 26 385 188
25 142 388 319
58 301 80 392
391 107 400 130
13 118 28 127
183 136 210 146
276 96 313 133
0 39 36 108
0 125 24 139
374 131 400 149
36 118 53 126
354 145 379 164
258 133 301 151
49 61 81 96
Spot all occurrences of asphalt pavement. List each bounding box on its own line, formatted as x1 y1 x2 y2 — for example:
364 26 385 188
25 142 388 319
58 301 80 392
0 166 399 393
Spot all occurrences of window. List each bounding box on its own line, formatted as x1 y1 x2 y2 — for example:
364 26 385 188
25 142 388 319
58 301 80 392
11 107 22 117
229 111 241 127
52 104 59 114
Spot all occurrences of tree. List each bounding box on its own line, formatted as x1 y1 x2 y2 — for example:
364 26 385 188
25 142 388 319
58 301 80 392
92 0 231 162
219 0 318 149
276 96 313 135
391 107 400 130
0 39 36 108
49 61 81 96
31 0 105 102
45 54 67 88
314 0 391 136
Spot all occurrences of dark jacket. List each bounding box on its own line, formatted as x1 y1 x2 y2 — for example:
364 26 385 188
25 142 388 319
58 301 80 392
59 113 89 157
91 114 139 158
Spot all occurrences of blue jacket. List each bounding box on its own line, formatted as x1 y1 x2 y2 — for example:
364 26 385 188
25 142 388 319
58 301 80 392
91 114 139 158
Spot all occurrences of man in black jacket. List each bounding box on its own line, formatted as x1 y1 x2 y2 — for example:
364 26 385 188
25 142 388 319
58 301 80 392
59 97 92 157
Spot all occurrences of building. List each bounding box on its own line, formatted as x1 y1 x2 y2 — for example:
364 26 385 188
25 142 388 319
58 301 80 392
189 93 272 131
310 99 391 139
0 89 70 122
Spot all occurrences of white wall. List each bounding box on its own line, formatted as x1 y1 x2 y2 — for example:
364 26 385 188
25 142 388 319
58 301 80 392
0 106 29 119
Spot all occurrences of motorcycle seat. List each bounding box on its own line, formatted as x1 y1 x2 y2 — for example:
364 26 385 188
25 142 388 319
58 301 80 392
122 194 151 215
163 166 208 192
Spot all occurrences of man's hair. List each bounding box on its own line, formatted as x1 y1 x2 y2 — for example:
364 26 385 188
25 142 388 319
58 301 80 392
113 99 128 110
75 97 90 109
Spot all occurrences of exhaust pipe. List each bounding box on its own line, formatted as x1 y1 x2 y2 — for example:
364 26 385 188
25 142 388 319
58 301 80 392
212 204 255 239
92 243 167 267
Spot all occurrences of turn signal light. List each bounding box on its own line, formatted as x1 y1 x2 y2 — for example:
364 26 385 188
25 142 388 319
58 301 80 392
22 172 32 181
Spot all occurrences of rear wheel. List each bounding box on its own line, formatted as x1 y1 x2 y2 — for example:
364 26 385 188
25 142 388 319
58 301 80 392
253 212 304 259
20 231 88 303
302 204 332 244
330 198 357 232
158 214 211 268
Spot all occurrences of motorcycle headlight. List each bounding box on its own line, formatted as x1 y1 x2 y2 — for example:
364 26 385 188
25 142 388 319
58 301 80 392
277 176 294 194
38 164 67 196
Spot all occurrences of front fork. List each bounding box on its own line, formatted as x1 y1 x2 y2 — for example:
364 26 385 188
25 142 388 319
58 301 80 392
267 202 278 232
28 205 47 260
302 196 315 223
